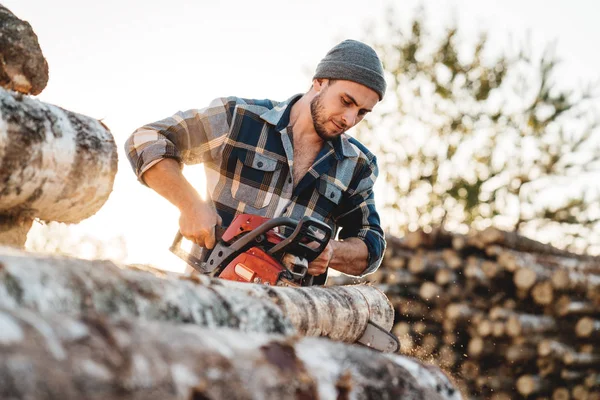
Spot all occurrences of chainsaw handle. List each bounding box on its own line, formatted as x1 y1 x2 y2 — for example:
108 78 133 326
170 227 227 273
267 217 332 263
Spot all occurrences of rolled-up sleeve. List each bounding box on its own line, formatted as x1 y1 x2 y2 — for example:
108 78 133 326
335 156 386 276
124 97 235 185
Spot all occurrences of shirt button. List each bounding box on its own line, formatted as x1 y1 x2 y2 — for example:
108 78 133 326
288 177 292 184
257 161 264 168
330 192 335 199
283 208 288 214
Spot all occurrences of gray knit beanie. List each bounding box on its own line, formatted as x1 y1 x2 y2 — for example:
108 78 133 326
313 39 386 100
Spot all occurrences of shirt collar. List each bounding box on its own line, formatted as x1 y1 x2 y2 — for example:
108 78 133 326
260 94 358 159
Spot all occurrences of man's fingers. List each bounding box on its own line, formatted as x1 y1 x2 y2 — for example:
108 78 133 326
204 226 217 249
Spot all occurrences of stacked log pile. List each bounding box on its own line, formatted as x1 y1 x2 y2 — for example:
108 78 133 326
331 227 600 399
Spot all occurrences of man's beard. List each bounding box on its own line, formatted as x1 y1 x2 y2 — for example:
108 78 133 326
310 92 344 142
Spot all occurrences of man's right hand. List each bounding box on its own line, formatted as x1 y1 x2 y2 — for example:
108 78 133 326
179 201 223 249
142 158 223 249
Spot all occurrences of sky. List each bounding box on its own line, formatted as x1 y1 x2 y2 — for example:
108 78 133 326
3 0 600 271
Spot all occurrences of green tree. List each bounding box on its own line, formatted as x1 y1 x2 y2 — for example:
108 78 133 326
357 9 600 253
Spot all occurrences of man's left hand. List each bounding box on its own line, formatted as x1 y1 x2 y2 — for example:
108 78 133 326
307 241 334 276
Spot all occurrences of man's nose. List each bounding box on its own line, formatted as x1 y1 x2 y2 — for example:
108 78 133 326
341 110 356 127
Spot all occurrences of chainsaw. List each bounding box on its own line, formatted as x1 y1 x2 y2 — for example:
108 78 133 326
170 214 332 286
170 213 400 352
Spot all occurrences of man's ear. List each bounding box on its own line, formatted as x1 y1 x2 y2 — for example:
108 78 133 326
312 78 325 92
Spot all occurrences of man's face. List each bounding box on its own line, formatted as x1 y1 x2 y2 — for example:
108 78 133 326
310 79 379 142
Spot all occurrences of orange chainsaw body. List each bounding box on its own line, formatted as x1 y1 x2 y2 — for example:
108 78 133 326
171 214 332 287
218 247 287 285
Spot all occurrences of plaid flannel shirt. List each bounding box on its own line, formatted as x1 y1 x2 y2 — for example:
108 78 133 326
125 95 386 277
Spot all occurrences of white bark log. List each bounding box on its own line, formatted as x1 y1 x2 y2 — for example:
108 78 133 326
0 248 393 343
0 306 462 400
0 87 117 223
0 5 48 95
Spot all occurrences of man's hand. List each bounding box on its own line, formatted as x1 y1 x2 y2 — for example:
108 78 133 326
307 241 334 276
143 158 222 249
179 201 222 249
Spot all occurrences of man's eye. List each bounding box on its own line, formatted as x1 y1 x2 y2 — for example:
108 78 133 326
341 98 350 106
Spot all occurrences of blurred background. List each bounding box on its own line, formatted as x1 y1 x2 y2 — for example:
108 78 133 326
4 0 599 271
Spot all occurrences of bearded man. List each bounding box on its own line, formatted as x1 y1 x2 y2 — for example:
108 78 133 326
125 39 387 285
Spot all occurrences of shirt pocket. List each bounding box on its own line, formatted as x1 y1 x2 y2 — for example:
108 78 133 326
317 178 343 208
231 150 283 209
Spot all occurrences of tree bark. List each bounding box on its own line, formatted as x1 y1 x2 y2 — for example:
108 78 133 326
0 215 33 248
0 88 118 224
0 5 48 95
0 249 394 344
0 306 463 400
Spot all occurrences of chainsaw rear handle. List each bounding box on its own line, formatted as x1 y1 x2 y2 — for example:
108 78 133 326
170 227 226 273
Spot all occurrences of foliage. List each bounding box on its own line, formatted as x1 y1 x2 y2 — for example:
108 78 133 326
357 9 600 253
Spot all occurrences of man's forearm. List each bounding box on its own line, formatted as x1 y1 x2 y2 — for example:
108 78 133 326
143 158 205 211
329 238 369 276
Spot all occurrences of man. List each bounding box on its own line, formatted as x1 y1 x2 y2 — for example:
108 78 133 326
125 39 386 284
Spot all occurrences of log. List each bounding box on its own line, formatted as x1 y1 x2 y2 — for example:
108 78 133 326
506 343 538 363
0 88 118 223
563 352 600 368
506 313 558 337
481 260 503 279
467 337 496 358
0 5 48 95
435 267 458 286
409 251 449 278
0 215 33 248
459 360 480 382
446 303 480 324
555 296 599 318
514 264 553 291
538 339 576 359
476 227 591 259
0 307 463 400
585 373 599 388
516 375 551 396
399 227 454 250
552 269 600 294
575 318 600 339
442 248 463 270
531 281 554 306
552 387 570 400
0 249 394 344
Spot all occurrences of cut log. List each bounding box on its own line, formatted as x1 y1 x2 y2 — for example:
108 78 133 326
552 387 570 400
575 318 600 339
0 307 463 400
400 227 454 250
0 249 394 344
506 313 558 337
516 375 551 396
409 251 449 278
0 88 118 223
442 248 463 270
435 268 458 286
531 281 554 306
514 264 553 291
555 296 598 318
552 269 600 294
563 352 600 368
0 5 48 95
538 339 576 359
506 343 538 363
